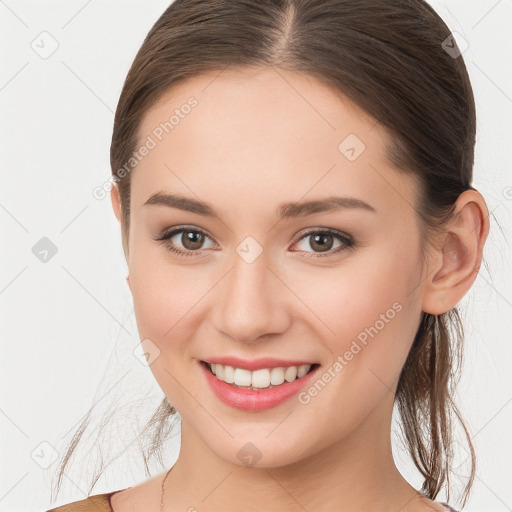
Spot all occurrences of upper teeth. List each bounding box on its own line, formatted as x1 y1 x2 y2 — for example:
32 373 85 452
209 363 312 388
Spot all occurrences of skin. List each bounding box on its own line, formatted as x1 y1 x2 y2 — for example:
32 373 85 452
110 66 489 512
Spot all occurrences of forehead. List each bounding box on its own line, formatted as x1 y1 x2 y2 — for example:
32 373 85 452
131 66 417 224
138 66 383 151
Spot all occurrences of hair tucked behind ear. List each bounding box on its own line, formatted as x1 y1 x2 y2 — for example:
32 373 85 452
52 0 478 507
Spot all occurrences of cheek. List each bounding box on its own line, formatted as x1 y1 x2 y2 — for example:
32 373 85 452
128 255 206 407
130 267 200 342
290 248 421 381
128 238 200 343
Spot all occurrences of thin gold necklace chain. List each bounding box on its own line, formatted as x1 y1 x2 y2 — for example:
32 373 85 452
160 466 173 511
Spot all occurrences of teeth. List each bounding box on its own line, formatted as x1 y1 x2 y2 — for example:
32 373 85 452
284 366 297 382
223 365 235 383
234 368 252 386
208 363 313 389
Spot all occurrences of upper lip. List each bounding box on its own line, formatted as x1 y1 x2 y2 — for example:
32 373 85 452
201 356 318 371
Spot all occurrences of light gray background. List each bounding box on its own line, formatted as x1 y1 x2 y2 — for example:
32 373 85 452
1 1 511 511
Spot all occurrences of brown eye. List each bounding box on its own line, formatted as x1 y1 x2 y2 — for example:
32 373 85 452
153 226 216 257
291 228 355 257
309 233 334 253
181 230 205 250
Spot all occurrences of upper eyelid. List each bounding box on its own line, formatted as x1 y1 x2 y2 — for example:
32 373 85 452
294 226 352 240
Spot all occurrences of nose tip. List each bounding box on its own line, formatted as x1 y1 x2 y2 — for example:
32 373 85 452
212 254 291 343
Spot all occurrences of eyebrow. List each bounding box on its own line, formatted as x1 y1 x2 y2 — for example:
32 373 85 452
144 191 377 220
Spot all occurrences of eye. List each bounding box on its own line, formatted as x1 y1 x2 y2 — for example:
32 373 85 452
290 228 356 258
153 226 217 257
153 226 356 259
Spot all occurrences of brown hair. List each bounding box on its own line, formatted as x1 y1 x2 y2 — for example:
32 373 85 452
53 0 479 507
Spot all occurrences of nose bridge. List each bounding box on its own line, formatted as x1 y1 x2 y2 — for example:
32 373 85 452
214 244 289 342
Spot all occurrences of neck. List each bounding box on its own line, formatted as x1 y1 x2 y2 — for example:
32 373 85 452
163 395 430 512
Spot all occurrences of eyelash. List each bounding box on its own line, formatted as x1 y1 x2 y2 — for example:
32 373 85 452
153 225 357 259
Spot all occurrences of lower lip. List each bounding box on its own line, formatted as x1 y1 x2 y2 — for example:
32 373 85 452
199 361 320 411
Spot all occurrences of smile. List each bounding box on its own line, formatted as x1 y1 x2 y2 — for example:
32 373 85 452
203 361 318 390
199 360 321 411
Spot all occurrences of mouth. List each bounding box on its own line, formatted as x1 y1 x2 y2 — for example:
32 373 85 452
200 360 320 391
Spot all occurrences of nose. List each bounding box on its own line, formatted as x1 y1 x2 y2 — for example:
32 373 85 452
212 249 291 343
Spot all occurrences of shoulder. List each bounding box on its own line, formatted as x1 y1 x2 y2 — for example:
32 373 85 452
46 472 165 512
45 490 123 512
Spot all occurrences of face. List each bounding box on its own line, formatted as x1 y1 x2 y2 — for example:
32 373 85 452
114 66 429 468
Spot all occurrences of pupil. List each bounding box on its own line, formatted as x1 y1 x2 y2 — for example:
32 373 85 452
183 231 203 250
312 234 333 252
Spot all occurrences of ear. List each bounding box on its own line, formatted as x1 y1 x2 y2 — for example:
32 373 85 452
111 183 123 223
422 189 490 315
110 183 130 261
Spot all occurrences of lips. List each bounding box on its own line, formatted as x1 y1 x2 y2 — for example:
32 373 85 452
199 357 321 411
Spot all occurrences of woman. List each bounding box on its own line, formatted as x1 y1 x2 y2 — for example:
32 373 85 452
47 0 489 510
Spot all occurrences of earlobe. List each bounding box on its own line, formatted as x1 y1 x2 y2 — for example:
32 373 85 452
422 190 489 315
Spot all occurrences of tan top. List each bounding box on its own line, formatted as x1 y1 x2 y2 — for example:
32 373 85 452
46 490 459 512
46 489 126 512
